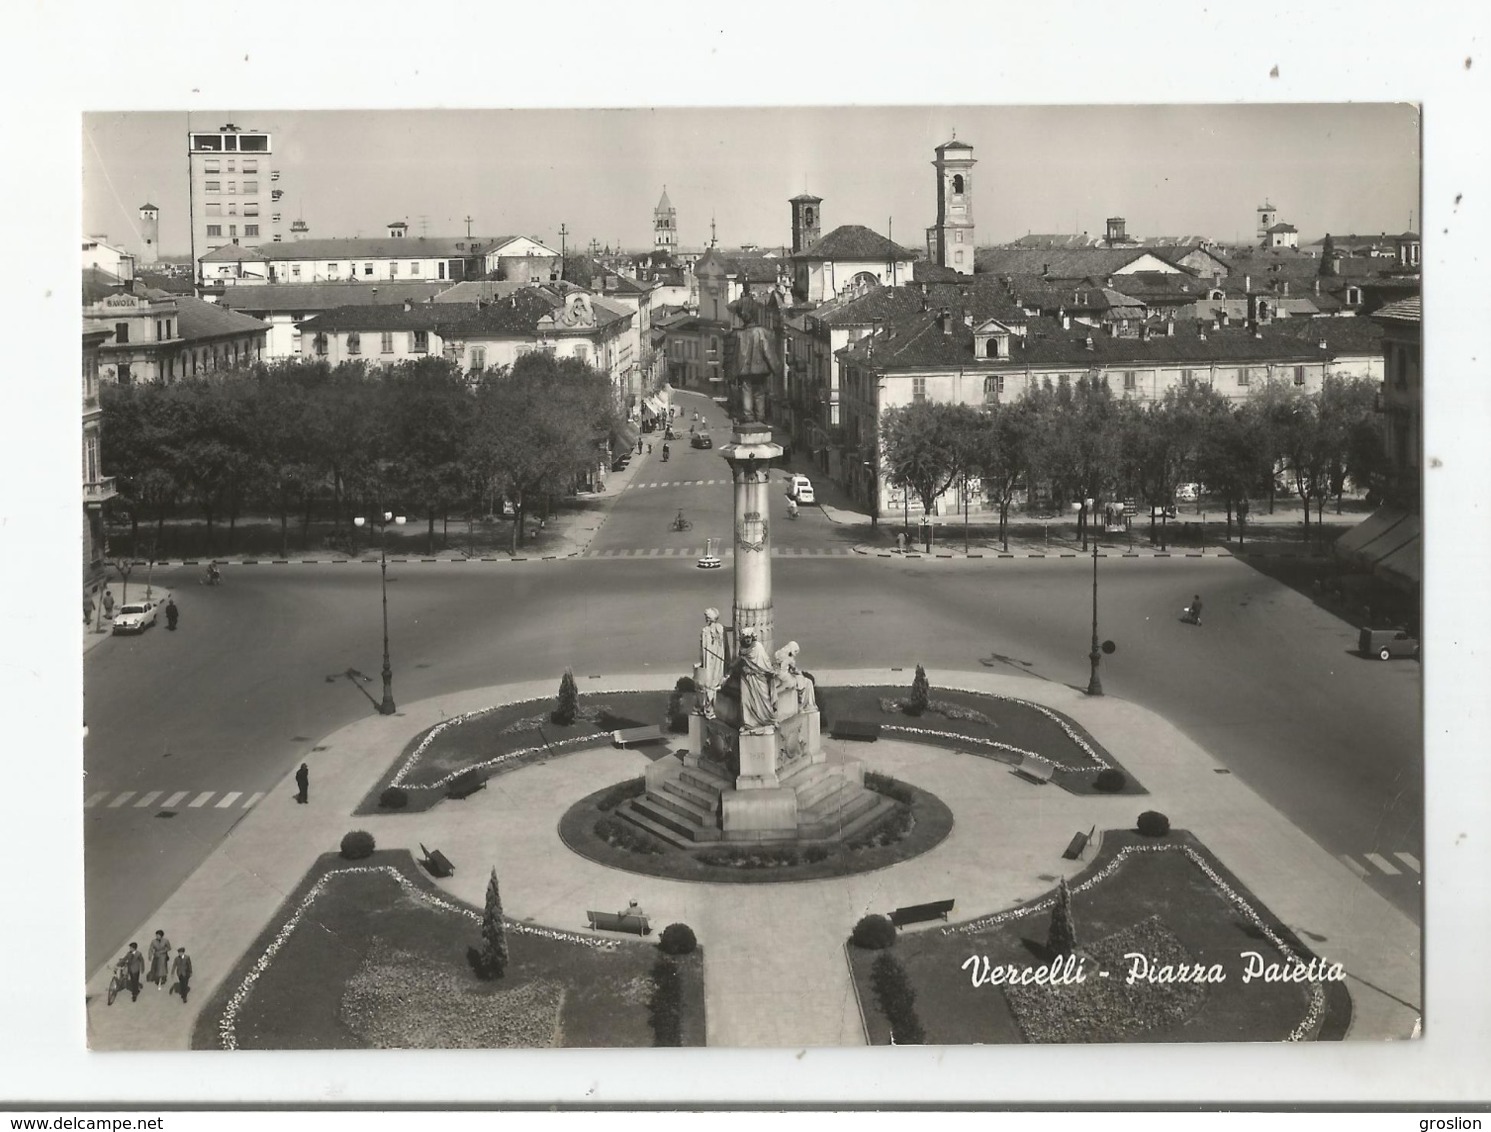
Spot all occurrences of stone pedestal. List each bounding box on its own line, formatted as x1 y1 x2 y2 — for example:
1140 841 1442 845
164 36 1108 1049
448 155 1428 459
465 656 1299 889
735 729 780 788
721 786 799 839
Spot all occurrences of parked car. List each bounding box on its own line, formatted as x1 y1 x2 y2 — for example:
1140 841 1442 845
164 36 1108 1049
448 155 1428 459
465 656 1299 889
1359 627 1419 661
788 474 815 504
112 600 158 635
1175 482 1200 502
690 433 713 449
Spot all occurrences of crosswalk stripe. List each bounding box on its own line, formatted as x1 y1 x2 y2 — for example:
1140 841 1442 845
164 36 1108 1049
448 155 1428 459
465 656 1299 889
162 791 189 808
133 791 163 808
1394 851 1421 873
1364 852 1401 875
108 791 135 808
1338 854 1370 878
244 791 266 808
188 791 213 808
215 791 243 808
85 791 109 808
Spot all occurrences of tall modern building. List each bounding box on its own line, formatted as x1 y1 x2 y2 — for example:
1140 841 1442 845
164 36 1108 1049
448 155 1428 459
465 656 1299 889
931 138 977 274
188 123 282 281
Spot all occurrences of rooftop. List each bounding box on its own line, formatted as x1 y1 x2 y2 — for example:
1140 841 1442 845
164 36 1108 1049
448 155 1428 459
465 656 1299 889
1372 296 1421 323
218 281 452 311
793 224 916 263
249 235 522 261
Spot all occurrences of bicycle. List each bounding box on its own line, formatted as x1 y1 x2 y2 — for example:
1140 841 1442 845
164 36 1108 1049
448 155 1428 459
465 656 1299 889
106 961 126 1005
670 510 693 532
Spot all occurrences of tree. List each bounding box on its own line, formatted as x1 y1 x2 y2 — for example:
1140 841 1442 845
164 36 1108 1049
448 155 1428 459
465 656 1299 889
477 868 508 979
1195 401 1271 544
381 357 474 554
907 664 930 716
971 400 1036 553
881 401 982 551
553 668 579 725
1119 379 1229 549
1030 375 1121 550
1046 876 1077 957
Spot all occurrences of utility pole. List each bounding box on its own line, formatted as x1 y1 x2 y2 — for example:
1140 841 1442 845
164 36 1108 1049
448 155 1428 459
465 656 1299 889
559 222 569 259
465 215 474 238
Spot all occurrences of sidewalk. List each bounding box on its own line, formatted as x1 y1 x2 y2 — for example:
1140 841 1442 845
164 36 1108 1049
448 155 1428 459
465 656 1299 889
82 586 176 659
85 668 1419 1051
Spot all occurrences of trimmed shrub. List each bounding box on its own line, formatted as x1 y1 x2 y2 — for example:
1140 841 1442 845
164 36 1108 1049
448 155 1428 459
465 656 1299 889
804 846 831 864
659 923 697 956
1093 768 1127 793
594 815 665 855
648 957 683 1046
906 665 930 717
865 770 913 805
846 805 914 850
1137 810 1171 837
850 913 897 951
870 953 926 1045
1046 876 1077 957
552 668 580 726
339 830 375 860
596 777 647 812
378 786 409 809
666 676 696 733
447 769 486 799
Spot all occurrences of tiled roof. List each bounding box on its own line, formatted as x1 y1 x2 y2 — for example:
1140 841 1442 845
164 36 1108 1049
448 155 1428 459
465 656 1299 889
656 188 673 212
1372 296 1421 323
1007 234 1102 249
298 289 559 334
974 245 1203 278
839 307 1383 371
789 193 823 203
81 267 128 303
257 235 517 261
816 280 1025 330
219 281 452 311
912 261 966 284
1267 222 1298 233
200 244 272 263
135 290 269 341
433 280 533 304
793 224 916 262
722 254 786 284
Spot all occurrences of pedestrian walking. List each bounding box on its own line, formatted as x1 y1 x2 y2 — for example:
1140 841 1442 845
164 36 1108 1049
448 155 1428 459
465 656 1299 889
147 929 172 989
102 589 115 620
171 947 193 1003
165 596 178 631
295 762 310 804
647 442 653 454
84 594 94 625
122 942 144 1001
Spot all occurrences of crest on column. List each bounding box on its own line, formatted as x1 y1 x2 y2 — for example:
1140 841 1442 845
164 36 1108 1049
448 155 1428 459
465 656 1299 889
736 509 768 553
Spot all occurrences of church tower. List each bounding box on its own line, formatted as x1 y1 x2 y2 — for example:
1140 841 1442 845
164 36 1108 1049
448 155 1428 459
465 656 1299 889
933 138 976 274
654 187 677 256
789 193 822 253
138 203 160 266
1257 201 1277 246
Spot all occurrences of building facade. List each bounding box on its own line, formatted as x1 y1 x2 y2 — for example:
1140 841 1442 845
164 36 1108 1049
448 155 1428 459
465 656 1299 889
188 124 280 276
790 224 916 304
216 281 453 357
82 329 117 589
83 278 269 383
200 232 560 288
1372 297 1421 510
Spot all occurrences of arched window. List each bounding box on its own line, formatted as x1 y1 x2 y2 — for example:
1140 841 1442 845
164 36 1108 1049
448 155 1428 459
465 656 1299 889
951 174 965 194
985 338 1000 358
804 207 814 226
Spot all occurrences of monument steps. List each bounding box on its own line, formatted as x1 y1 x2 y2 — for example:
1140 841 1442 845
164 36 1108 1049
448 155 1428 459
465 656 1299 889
648 783 718 824
800 780 882 826
624 796 723 843
796 792 897 841
679 762 733 795
658 776 720 813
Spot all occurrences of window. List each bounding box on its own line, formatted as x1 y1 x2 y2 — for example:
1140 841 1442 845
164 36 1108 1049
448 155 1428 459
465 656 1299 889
227 181 236 195
272 213 281 224
1346 287 1362 305
244 203 259 216
1123 371 1137 391
243 159 257 173
203 160 220 173
245 225 259 237
380 331 394 354
205 180 220 193
117 363 132 385
954 250 963 265
1294 365 1306 386
470 347 487 372
313 333 328 356
575 345 589 364
328 263 340 277
390 262 399 278
243 180 258 194
239 135 267 152
205 202 221 216
411 330 429 353
228 202 237 215
1182 368 1197 383
364 263 374 276
913 376 927 403
1238 368 1251 387
229 224 237 237
206 224 222 238
346 332 361 355
410 262 421 274
952 174 965 194
290 264 301 279
956 230 964 243
983 375 1004 400
115 322 129 344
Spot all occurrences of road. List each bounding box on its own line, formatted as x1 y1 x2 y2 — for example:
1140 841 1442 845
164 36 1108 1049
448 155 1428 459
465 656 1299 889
83 396 1422 970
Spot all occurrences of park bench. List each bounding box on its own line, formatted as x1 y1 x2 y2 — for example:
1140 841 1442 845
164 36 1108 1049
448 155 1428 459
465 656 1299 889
419 843 455 878
831 720 881 742
888 899 956 928
446 773 487 800
1013 753 1056 785
586 909 652 936
611 725 668 748
1062 825 1097 861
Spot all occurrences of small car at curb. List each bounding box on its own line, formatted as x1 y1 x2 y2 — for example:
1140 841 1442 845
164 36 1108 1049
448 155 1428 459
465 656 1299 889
690 433 713 449
1359 627 1419 661
788 474 815 504
112 600 158 635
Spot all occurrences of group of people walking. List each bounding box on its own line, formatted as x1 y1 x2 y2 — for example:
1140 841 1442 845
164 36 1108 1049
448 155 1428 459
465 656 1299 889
112 930 192 1004
83 588 180 630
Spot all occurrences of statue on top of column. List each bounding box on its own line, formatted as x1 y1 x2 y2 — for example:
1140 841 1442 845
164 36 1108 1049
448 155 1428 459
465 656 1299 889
728 288 780 424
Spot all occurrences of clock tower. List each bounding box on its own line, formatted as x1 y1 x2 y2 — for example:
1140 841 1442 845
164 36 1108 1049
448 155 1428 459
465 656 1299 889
933 138 976 274
789 193 822 254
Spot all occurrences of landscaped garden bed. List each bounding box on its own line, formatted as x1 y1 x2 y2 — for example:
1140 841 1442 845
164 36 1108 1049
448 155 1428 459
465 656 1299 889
558 771 954 884
846 829 1351 1045
820 683 1143 796
191 849 705 1049
356 690 676 814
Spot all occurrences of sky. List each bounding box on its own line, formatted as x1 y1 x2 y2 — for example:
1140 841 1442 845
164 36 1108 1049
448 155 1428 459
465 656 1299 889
82 104 1420 260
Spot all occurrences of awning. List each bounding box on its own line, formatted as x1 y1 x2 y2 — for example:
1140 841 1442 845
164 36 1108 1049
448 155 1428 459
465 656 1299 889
643 394 666 417
612 421 640 450
1334 507 1420 591
1374 536 1422 589
1333 508 1409 562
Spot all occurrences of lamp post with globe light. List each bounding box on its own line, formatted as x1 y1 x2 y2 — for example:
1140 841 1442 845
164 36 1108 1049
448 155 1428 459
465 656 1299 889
354 511 406 715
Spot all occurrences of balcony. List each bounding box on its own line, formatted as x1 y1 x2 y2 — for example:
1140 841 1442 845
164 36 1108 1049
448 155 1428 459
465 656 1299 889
83 476 118 505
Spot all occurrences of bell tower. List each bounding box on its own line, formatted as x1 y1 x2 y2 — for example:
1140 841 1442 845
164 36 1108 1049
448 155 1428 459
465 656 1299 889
933 138 976 274
789 193 822 253
654 186 677 255
138 203 160 266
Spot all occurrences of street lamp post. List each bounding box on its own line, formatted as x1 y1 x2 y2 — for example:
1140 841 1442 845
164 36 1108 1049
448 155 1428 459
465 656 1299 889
354 511 406 716
1087 534 1104 697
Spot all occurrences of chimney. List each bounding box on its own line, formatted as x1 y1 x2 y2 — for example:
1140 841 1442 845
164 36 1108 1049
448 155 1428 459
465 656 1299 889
1220 312 1229 328
963 311 974 328
1062 314 1071 330
403 299 413 312
1282 280 1289 296
1166 318 1175 337
1140 324 1151 342
940 307 953 335
1244 273 1251 293
1084 334 1094 351
1313 278 1321 296
1319 338 1328 350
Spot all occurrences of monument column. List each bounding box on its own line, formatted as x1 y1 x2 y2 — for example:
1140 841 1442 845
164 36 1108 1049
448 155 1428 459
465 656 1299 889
724 423 781 662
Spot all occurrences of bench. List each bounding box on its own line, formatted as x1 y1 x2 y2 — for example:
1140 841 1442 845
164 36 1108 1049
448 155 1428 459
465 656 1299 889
1013 753 1056 785
586 910 652 936
446 774 487 800
888 899 955 928
612 725 668 748
1062 825 1097 861
831 720 881 742
418 843 455 878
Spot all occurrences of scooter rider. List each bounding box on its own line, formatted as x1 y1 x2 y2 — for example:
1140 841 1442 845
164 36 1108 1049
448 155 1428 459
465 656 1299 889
1186 594 1202 625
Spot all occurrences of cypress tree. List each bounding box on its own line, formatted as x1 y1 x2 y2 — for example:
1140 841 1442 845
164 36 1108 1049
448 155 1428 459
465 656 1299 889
479 868 509 978
1046 876 1077 957
553 668 579 725
908 664 930 716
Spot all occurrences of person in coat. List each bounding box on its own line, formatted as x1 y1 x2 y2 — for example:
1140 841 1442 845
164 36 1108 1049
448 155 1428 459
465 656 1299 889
295 763 310 804
122 942 145 1001
147 929 172 989
165 596 178 631
171 947 193 1002
102 589 115 620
